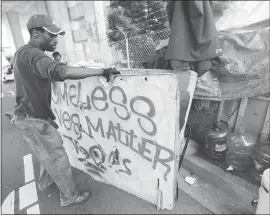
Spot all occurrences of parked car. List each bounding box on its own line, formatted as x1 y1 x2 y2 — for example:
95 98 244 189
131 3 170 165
2 65 14 82
2 55 14 82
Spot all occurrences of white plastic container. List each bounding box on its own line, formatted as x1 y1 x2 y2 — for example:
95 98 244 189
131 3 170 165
256 168 270 214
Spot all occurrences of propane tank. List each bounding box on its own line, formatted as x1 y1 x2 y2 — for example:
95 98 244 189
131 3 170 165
204 121 228 160
225 128 256 171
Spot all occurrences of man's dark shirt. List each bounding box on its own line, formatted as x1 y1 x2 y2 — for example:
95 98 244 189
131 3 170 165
12 42 67 120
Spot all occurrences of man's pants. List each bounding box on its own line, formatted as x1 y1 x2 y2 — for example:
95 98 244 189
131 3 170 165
13 115 78 204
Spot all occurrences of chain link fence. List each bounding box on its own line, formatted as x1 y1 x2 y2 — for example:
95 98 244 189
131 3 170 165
110 29 170 68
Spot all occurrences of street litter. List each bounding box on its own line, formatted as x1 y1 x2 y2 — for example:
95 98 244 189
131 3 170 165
226 166 234 171
185 176 196 185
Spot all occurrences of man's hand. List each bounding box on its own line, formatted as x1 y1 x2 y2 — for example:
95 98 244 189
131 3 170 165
102 67 121 82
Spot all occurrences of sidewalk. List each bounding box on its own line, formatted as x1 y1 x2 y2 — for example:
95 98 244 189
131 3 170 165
36 166 212 214
2 156 212 214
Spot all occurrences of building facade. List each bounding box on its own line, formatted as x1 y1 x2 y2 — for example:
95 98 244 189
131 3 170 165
2 1 113 66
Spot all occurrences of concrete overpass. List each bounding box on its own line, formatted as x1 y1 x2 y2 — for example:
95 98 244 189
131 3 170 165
1 1 113 65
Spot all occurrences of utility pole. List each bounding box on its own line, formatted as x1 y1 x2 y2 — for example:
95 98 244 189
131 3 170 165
116 26 130 68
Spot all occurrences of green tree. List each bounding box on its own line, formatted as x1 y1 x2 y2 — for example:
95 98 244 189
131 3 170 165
107 1 168 68
107 0 168 42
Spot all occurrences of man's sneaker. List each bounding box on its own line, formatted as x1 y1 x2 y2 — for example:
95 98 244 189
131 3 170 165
61 192 91 207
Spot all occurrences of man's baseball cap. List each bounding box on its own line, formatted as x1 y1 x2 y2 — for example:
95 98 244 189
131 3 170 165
27 14 65 35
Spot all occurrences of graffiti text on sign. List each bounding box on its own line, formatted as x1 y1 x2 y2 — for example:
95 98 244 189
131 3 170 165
52 81 157 136
63 135 132 177
55 108 173 181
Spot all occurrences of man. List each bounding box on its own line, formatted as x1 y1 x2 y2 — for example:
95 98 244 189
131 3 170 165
11 14 119 207
165 1 222 77
52 51 68 65
52 51 61 62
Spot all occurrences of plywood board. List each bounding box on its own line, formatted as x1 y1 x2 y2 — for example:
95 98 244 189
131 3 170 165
260 103 270 143
51 72 180 210
234 98 248 132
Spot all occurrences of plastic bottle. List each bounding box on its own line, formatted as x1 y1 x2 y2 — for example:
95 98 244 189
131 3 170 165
255 168 269 214
225 128 256 171
204 122 228 160
254 143 270 174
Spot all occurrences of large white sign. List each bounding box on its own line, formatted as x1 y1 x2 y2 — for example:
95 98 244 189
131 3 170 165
51 73 180 210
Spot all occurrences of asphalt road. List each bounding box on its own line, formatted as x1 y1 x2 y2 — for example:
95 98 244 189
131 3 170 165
1 81 211 214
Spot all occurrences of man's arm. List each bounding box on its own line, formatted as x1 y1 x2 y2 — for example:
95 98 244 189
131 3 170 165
32 53 119 82
56 65 119 82
60 66 104 80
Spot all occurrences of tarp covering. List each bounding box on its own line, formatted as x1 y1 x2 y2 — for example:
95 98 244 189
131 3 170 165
196 1 270 100
195 18 270 100
147 1 270 100
213 1 270 31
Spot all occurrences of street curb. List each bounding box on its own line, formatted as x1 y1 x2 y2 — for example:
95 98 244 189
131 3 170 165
178 168 243 214
180 155 258 214
1 154 40 214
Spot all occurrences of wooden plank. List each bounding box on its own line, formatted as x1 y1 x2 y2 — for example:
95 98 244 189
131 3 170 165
221 99 241 132
234 98 248 132
260 103 270 143
252 95 270 101
174 72 197 201
217 100 225 126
